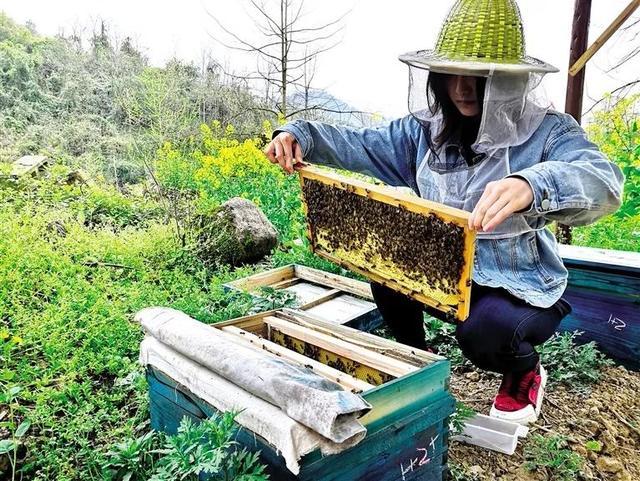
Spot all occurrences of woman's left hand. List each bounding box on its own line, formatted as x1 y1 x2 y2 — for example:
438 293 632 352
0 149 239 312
469 178 534 232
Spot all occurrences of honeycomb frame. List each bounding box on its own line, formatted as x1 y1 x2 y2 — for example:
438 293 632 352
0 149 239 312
298 166 476 321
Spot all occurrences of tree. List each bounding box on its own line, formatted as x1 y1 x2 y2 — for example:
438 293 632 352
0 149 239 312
208 0 348 120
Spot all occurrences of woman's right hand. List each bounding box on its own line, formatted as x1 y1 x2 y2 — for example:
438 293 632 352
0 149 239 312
263 132 305 174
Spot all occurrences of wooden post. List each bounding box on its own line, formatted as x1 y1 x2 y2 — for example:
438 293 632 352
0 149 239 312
560 0 593 244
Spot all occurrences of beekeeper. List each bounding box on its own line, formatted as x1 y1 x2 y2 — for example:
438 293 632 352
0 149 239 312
264 0 624 424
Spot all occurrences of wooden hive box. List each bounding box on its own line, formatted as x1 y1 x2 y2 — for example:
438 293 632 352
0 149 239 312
224 264 383 332
10 155 50 178
147 309 455 481
298 166 476 321
558 244 640 370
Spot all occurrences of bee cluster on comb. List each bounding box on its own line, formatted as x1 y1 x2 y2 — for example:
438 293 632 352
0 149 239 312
299 166 475 321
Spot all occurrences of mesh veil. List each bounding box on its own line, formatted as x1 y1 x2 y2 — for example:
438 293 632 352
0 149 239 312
407 66 551 157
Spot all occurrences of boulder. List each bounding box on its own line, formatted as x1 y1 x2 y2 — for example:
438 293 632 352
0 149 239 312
196 197 278 267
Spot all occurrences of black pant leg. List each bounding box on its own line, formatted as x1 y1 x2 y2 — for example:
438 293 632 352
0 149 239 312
455 285 571 374
370 282 428 350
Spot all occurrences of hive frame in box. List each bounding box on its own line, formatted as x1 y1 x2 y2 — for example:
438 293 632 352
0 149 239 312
298 165 476 321
223 264 383 331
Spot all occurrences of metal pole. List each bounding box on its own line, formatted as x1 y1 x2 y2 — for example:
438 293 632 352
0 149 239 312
559 0 593 244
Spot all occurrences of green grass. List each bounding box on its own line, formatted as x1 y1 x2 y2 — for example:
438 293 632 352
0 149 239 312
538 332 614 391
0 174 296 480
572 214 639 252
524 434 583 481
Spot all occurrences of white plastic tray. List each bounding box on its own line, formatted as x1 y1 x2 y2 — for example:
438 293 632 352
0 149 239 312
451 413 529 455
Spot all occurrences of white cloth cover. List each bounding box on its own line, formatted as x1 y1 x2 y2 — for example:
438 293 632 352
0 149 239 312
141 337 363 474
136 307 372 473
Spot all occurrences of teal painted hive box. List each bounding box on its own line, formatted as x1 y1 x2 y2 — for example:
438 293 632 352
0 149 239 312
146 309 455 481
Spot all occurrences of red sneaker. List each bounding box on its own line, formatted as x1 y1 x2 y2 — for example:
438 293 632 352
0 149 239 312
489 363 547 425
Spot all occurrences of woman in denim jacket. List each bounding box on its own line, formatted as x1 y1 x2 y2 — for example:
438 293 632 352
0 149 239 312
264 0 624 425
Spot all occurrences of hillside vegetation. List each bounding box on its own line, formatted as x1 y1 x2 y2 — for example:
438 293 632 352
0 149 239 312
0 12 638 480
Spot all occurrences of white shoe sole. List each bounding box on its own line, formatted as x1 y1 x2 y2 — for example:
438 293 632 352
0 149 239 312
489 365 547 425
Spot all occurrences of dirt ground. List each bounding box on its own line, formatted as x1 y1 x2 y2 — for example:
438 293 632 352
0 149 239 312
448 366 640 481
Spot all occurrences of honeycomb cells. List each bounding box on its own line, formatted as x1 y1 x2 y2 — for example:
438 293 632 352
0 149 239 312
302 179 466 297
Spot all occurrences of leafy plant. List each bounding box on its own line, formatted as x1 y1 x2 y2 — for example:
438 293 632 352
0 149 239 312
584 440 602 453
0 385 30 481
572 213 639 253
587 94 640 220
103 430 159 481
449 402 476 437
102 414 268 481
423 316 468 368
538 331 613 391
447 462 482 481
251 286 298 313
524 434 583 481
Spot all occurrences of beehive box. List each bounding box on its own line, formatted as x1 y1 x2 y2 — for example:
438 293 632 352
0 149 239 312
224 264 383 332
299 166 476 321
147 309 455 481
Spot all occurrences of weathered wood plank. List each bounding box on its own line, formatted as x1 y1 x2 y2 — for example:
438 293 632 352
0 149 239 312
214 309 282 334
223 264 383 331
294 265 373 299
298 288 342 309
271 278 303 289
225 265 295 292
220 325 374 393
304 294 374 325
280 309 441 365
264 315 418 378
11 155 50 178
569 0 640 76
284 282 332 304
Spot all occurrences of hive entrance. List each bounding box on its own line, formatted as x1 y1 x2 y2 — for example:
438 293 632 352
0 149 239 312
299 166 475 321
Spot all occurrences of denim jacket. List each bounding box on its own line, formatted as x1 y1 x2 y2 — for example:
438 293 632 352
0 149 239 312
277 111 624 308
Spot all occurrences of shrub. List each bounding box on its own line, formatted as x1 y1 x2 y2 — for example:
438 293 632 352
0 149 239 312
102 414 268 481
524 434 583 481
587 95 639 220
539 332 613 391
154 121 305 252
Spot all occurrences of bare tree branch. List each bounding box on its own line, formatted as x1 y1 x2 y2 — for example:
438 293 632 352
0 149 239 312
206 13 283 62
249 0 281 33
286 106 372 119
584 79 640 115
622 16 640 31
288 10 349 33
207 0 350 118
607 46 640 72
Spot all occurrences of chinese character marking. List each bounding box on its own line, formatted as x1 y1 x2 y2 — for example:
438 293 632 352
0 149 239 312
416 447 431 466
607 314 626 332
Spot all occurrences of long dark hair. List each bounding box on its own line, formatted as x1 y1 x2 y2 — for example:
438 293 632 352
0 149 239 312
426 72 486 151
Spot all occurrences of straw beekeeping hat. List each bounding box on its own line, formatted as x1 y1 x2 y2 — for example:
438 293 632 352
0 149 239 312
399 0 558 75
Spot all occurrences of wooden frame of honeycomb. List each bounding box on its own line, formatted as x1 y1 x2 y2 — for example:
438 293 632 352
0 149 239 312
298 165 476 321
